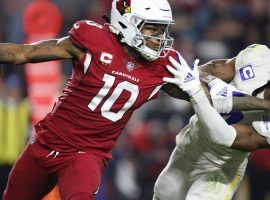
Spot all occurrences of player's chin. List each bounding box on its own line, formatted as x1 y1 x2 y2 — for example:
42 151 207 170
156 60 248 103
146 41 160 51
151 46 160 51
145 45 159 52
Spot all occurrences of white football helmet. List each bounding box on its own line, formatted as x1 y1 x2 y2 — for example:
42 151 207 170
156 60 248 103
110 0 174 61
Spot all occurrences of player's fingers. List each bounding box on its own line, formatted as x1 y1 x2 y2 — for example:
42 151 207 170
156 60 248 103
214 98 223 113
169 56 182 71
192 59 200 79
227 95 233 113
175 52 188 67
221 99 227 113
212 99 218 112
166 65 178 75
163 77 180 84
191 59 200 71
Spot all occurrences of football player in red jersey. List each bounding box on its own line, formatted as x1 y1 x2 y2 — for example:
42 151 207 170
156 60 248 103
0 0 269 200
0 0 178 199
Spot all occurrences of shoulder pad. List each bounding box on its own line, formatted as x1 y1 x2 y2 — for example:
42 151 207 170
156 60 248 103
162 48 179 63
236 44 270 67
68 20 105 50
236 44 270 68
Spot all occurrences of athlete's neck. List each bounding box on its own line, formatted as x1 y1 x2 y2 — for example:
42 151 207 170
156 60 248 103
123 45 149 64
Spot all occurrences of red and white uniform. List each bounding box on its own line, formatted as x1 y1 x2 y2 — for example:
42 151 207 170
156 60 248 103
37 20 175 159
3 20 177 200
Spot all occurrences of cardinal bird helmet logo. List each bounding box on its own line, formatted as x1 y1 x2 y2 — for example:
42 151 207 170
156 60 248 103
116 0 131 15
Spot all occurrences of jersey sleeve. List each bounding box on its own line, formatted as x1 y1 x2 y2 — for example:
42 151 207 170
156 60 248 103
68 20 104 52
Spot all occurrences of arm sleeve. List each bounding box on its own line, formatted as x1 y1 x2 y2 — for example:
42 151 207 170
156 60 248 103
190 89 237 147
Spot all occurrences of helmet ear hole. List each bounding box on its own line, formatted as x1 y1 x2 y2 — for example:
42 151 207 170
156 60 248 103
119 22 127 29
137 21 144 29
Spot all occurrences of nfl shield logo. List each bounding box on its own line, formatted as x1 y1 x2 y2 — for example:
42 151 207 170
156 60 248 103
126 61 135 72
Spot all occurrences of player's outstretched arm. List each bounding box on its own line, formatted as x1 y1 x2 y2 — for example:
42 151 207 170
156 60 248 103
0 36 84 65
161 83 190 101
199 58 236 84
199 57 270 113
162 56 270 112
163 54 237 146
231 124 269 152
163 53 270 150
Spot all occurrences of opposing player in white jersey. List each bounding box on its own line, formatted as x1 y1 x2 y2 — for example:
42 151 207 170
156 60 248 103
153 44 270 200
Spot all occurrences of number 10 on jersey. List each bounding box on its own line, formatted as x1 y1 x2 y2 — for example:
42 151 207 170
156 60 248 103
88 74 139 122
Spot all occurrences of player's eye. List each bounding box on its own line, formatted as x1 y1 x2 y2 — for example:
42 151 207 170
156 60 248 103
148 27 156 33
146 26 159 33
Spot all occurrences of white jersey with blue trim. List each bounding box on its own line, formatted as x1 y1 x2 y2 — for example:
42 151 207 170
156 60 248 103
230 44 270 95
154 46 270 200
176 109 270 172
174 44 270 176
176 115 247 172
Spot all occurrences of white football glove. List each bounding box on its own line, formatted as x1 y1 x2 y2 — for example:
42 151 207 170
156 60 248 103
163 53 201 97
208 79 245 114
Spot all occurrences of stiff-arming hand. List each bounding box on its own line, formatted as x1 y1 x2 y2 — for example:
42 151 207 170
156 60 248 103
163 53 201 97
208 79 245 113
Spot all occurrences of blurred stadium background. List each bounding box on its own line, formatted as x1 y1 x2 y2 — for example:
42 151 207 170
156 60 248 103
0 0 269 200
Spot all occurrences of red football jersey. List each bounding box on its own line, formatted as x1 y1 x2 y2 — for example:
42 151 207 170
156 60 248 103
37 20 176 159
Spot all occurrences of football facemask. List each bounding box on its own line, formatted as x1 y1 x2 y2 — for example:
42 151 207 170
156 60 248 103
110 0 174 61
